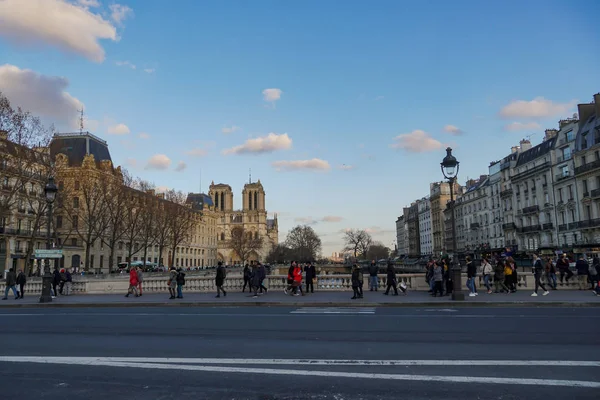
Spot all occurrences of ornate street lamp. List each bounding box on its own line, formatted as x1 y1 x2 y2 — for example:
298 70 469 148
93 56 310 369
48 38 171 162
39 176 58 303
441 148 464 301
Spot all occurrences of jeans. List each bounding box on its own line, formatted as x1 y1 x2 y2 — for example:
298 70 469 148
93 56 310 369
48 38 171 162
466 277 477 293
577 275 588 290
4 285 17 298
177 284 183 298
369 276 378 290
483 275 491 291
546 272 557 289
534 273 547 293
429 278 435 291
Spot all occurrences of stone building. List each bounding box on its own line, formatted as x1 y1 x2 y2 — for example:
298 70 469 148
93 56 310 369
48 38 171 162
395 215 407 257
404 202 420 257
51 132 219 272
456 176 489 254
429 181 462 256
417 197 432 257
500 148 521 250
208 180 278 264
487 161 504 251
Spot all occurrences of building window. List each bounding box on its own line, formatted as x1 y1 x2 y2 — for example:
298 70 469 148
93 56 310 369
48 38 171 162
74 181 80 190
71 238 77 246
73 197 79 208
72 215 78 229
568 185 573 200
566 130 574 142
558 188 563 202
562 147 571 161
583 179 589 194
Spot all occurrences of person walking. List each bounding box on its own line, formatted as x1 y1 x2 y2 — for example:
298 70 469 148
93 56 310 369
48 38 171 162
52 267 61 298
242 263 251 292
351 264 361 299
504 259 515 292
250 263 261 298
575 255 589 290
136 266 144 296
305 262 316 294
368 260 379 291
63 269 73 296
176 268 186 298
125 266 139 298
589 257 599 290
215 261 227 298
557 253 573 285
466 256 478 297
168 267 178 299
481 257 493 294
257 262 268 294
284 261 296 295
432 261 444 297
356 264 364 298
292 262 304 296
383 262 405 295
2 268 18 300
531 253 549 297
494 259 509 293
16 269 26 299
545 257 557 290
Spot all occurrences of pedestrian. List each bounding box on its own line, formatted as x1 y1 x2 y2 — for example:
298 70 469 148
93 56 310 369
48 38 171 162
481 257 493 294
545 257 557 290
443 257 452 296
590 257 599 290
257 262 268 294
284 261 296 295
557 253 573 285
52 267 61 298
168 267 178 299
351 264 361 299
426 261 435 293
292 262 304 296
16 269 26 299
356 264 364 298
383 262 404 295
494 259 510 293
64 269 73 296
215 261 227 298
305 262 316 293
575 255 589 290
250 263 261 298
368 260 379 291
2 267 18 300
504 259 515 292
242 263 251 292
125 266 139 297
176 268 186 298
136 266 144 296
466 256 477 297
531 253 549 297
432 261 444 297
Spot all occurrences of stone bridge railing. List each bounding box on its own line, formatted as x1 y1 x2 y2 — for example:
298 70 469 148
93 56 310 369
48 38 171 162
0 273 583 295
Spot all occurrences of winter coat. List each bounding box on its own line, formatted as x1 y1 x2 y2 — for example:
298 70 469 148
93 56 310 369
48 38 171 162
129 269 139 286
482 262 493 276
215 266 226 285
52 270 61 285
556 258 569 271
356 266 364 283
533 259 544 274
386 265 396 283
368 264 378 277
305 265 316 280
16 272 26 285
65 271 72 283
136 270 143 283
293 266 302 283
466 262 477 278
5 270 16 286
576 260 589 275
351 267 361 287
243 266 251 280
250 267 261 286
494 263 505 280
258 265 266 281
433 265 443 282
176 271 186 285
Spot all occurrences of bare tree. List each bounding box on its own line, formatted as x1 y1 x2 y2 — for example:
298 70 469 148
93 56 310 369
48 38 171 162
165 190 196 268
266 243 290 264
154 200 171 268
228 226 263 266
343 229 373 259
100 170 129 272
285 225 322 263
122 189 144 264
366 241 390 260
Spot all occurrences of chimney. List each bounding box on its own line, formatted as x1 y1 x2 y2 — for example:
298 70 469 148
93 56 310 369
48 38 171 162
520 139 532 152
544 129 558 141
594 93 600 116
511 146 520 154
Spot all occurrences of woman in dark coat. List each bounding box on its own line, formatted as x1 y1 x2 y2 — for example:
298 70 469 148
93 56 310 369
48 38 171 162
351 264 361 299
304 263 316 293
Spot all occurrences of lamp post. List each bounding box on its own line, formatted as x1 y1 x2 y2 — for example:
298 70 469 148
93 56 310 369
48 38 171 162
440 147 464 301
39 176 58 303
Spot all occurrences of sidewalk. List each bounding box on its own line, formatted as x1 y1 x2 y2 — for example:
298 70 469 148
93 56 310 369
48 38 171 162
1 288 599 308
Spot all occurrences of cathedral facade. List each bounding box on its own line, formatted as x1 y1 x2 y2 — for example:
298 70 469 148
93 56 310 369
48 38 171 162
208 180 278 264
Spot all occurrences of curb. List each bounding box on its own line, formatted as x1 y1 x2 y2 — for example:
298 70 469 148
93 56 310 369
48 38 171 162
0 301 599 309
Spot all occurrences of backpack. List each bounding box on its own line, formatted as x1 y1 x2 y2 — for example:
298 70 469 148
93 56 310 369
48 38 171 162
177 272 186 285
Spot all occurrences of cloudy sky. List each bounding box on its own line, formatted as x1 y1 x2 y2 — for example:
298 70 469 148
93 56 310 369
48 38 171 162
0 0 599 256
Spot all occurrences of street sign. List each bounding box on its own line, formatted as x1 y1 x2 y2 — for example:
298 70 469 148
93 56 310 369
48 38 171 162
34 249 63 259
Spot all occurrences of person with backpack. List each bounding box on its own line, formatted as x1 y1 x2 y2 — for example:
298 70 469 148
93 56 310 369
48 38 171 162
531 253 549 297
368 260 379 291
215 261 227 298
176 268 186 298
2 268 18 300
481 257 494 294
466 256 477 297
16 269 26 299
167 267 178 299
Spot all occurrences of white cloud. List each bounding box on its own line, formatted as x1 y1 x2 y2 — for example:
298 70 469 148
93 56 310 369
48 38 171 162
185 148 208 157
109 4 133 25
322 216 343 223
107 123 130 135
443 125 464 135
116 60 136 69
174 161 187 172
138 132 150 139
221 125 240 134
499 97 577 119
338 164 354 170
77 0 100 7
120 139 135 150
374 95 384 101
0 0 121 63
262 88 282 102
145 154 171 170
223 133 292 155
294 217 318 225
272 158 331 172
155 185 169 193
390 130 443 153
0 64 83 129
125 158 137 168
504 121 542 132
365 226 395 236
143 68 155 74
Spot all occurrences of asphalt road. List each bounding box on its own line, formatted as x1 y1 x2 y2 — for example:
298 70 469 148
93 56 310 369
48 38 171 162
0 306 599 399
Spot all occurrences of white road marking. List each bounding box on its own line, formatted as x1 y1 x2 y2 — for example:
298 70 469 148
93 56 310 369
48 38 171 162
0 356 598 368
0 357 598 388
424 309 458 312
291 308 376 314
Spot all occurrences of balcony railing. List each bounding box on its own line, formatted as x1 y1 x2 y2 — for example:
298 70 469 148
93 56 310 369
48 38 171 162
500 188 513 197
583 191 590 198
558 224 567 232
542 223 554 230
591 188 600 198
555 172 570 181
522 205 540 214
519 225 541 233
577 219 600 229
557 154 572 163
470 223 480 229
575 159 600 175
502 222 516 230
568 222 579 230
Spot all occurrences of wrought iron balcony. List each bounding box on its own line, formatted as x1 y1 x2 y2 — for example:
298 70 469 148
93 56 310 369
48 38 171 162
502 222 516 230
542 223 553 230
522 205 540 214
575 159 600 175
591 188 600 198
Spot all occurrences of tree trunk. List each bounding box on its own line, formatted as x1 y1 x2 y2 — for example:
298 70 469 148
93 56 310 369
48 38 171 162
84 242 91 271
158 246 164 268
170 244 177 268
108 246 115 273
142 246 148 267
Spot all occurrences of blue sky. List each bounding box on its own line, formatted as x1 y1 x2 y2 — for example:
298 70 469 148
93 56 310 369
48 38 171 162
0 0 599 255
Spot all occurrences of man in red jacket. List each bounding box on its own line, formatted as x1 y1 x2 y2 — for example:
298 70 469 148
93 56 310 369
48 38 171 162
125 267 139 297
